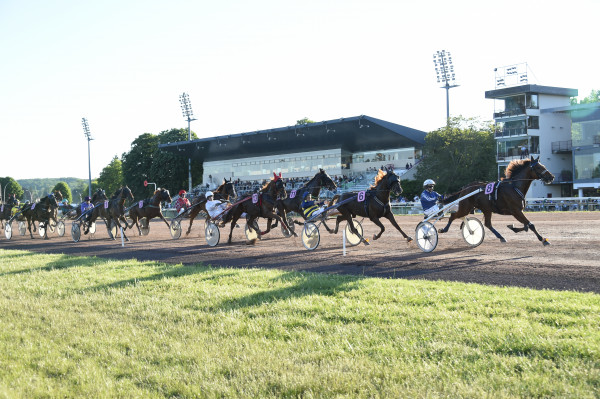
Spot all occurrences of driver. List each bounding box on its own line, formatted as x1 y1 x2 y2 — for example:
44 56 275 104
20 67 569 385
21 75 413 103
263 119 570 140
205 191 232 224
300 193 327 219
175 190 191 215
420 179 444 218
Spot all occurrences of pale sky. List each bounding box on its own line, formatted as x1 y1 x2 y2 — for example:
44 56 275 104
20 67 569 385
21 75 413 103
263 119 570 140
1 0 598 180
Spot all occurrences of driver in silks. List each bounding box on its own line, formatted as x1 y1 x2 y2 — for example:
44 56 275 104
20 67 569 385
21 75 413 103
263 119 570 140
420 179 444 218
300 193 327 219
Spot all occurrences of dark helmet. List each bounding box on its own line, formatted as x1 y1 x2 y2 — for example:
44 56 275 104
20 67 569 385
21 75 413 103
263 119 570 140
85 196 91 201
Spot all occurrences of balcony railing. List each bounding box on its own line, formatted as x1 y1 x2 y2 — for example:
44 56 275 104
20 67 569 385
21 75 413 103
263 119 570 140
494 127 527 138
551 140 572 154
497 147 539 161
493 107 526 119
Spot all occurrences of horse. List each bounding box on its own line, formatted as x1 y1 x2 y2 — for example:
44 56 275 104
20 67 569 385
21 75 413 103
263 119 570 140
81 189 110 235
331 168 413 244
20 192 61 239
0 202 16 229
128 188 172 235
105 186 135 241
184 178 237 236
224 174 296 244
438 156 555 245
268 168 338 234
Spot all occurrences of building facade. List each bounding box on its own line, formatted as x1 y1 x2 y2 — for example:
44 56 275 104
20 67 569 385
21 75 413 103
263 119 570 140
159 115 426 188
485 84 578 198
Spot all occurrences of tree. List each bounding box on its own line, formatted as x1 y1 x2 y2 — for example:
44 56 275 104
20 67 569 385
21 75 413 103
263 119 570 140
296 117 315 125
0 177 24 201
570 89 600 105
121 133 160 199
415 116 496 194
97 156 124 196
52 182 72 203
82 180 100 201
149 128 202 194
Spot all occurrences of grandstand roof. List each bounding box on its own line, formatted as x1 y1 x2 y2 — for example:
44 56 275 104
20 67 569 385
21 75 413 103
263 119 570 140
158 115 427 161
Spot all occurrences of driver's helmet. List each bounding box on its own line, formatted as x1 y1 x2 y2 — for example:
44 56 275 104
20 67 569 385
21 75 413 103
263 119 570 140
179 189 187 196
85 196 91 201
423 179 436 187
302 192 311 200
205 191 214 199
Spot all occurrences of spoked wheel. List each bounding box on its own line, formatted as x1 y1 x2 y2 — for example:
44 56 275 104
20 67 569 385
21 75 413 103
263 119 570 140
71 222 81 242
4 221 12 240
416 221 438 253
170 219 182 239
301 222 320 251
18 221 27 236
140 219 150 236
48 222 56 234
245 220 260 241
38 222 46 238
205 222 220 247
281 215 295 238
345 219 363 247
57 221 66 237
461 217 485 248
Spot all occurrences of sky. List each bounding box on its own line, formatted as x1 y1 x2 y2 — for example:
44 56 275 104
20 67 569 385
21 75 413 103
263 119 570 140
1 0 598 181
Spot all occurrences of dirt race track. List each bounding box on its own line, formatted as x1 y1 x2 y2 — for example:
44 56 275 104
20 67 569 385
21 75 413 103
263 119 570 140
2 212 599 294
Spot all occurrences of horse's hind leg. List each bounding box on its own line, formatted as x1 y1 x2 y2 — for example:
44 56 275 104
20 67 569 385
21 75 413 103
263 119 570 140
507 211 549 245
370 217 386 241
482 211 506 243
185 207 200 236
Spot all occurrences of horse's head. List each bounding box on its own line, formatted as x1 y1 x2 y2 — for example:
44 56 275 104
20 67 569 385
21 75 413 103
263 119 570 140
317 168 337 191
372 168 402 195
385 170 403 195
53 190 63 201
275 178 287 198
158 188 172 203
224 179 237 200
93 188 108 202
123 186 134 201
47 194 59 209
529 157 555 184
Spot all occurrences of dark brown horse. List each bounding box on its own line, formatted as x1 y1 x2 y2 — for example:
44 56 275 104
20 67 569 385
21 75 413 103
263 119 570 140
331 168 412 244
128 188 172 235
106 186 135 241
76 189 108 219
439 156 555 245
223 175 296 244
0 202 16 229
82 189 110 235
268 168 338 233
20 192 62 239
185 179 237 236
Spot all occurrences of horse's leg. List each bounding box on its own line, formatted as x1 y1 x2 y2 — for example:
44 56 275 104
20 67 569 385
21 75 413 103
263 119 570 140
482 211 506 243
227 210 242 245
158 212 171 229
27 218 34 239
370 217 386 241
507 210 549 245
185 207 200 236
333 215 344 234
384 212 412 242
343 212 369 245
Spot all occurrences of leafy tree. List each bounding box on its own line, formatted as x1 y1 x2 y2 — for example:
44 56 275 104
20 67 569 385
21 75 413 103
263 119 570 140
0 177 24 201
149 128 202 194
296 117 315 125
397 179 422 202
121 133 160 199
82 180 100 201
570 89 600 105
415 116 496 194
52 182 72 203
97 156 124 196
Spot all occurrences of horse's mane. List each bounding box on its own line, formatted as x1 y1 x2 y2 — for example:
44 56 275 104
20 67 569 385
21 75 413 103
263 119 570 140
505 159 530 179
111 187 124 199
215 182 226 193
261 179 273 191
369 169 387 190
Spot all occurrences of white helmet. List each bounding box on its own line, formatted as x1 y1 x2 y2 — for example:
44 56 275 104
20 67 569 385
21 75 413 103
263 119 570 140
205 191 214 198
423 179 436 187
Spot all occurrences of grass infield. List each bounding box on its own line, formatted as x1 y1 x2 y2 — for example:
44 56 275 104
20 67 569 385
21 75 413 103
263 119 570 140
0 249 598 398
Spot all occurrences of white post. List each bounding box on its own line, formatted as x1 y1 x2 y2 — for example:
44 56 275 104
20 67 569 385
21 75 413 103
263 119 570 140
120 227 125 247
343 228 346 256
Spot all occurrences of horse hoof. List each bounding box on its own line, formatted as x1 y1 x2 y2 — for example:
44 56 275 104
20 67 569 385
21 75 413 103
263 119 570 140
406 237 413 243
543 238 550 246
500 238 507 243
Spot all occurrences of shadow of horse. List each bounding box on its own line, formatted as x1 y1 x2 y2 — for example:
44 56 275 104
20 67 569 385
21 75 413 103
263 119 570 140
128 188 172 235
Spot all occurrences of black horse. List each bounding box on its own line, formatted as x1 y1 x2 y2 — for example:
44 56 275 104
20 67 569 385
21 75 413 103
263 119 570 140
439 156 555 245
21 192 62 239
82 189 111 235
185 179 237 236
128 188 172 235
224 175 296 244
106 186 135 241
268 168 338 233
331 168 413 244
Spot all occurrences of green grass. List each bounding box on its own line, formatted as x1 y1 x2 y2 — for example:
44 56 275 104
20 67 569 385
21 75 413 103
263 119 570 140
0 249 598 398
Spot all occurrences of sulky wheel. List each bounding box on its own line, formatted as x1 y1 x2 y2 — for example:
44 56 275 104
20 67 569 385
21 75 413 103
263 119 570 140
88 222 96 235
301 222 320 251
18 221 27 236
170 219 182 239
38 222 46 238
205 222 220 247
415 221 438 253
140 219 150 236
245 220 260 241
57 221 65 237
461 217 485 248
4 221 12 240
344 219 363 247
281 215 295 238
48 222 55 234
71 222 81 243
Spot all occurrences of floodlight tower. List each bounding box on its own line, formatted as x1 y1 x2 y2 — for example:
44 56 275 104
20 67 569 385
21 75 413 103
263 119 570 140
179 92 196 193
82 118 93 198
433 50 459 125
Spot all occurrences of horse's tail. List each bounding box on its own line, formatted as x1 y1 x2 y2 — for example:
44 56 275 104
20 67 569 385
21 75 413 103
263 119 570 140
442 191 462 205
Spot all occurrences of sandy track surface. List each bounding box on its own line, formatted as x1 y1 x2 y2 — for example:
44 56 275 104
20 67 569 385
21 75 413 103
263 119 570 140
2 212 599 294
